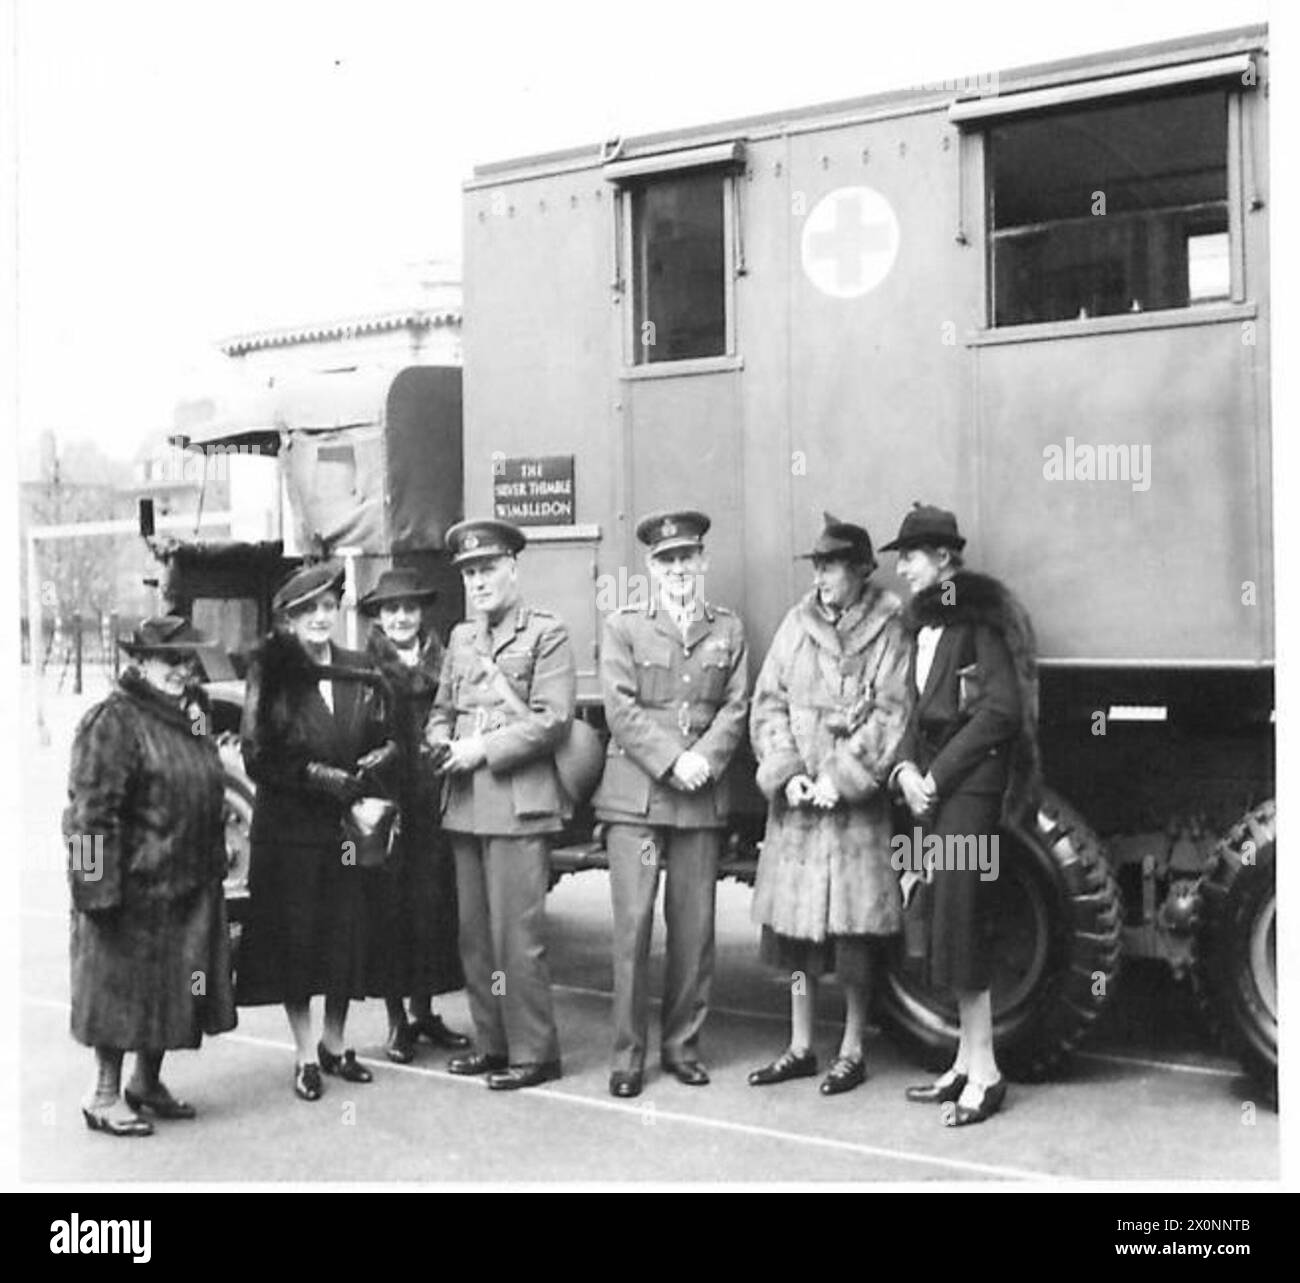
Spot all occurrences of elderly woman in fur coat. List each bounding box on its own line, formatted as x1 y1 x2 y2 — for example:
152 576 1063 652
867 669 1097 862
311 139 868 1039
883 504 1040 1128
747 515 912 1096
64 617 237 1136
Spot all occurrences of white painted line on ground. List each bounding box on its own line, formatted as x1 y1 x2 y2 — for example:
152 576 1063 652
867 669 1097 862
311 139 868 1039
23 995 1057 1181
1074 1050 1239 1079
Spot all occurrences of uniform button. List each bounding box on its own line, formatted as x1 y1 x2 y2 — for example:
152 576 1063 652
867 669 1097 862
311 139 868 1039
683 674 691 683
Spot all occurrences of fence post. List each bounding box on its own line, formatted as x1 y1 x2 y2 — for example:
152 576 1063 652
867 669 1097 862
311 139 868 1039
109 611 119 678
73 610 83 695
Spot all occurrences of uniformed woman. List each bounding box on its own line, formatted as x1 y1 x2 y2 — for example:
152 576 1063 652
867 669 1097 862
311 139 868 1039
883 505 1040 1127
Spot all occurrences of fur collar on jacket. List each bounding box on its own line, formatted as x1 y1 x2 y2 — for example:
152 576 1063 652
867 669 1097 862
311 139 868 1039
365 627 441 688
252 630 378 687
118 665 212 732
904 570 1042 824
795 582 902 654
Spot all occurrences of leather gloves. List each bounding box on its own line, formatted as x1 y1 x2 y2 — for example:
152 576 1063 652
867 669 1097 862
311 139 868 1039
355 741 398 786
304 761 366 804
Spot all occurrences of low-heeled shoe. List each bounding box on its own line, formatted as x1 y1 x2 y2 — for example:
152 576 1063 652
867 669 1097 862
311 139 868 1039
411 1013 472 1051
819 1056 867 1096
82 1102 154 1137
123 1086 197 1119
294 1063 323 1102
609 1070 643 1099
317 1043 374 1083
447 1051 509 1076
748 1049 818 1087
904 1071 967 1104
486 1061 562 1091
945 1077 1007 1127
386 1022 416 1064
661 1060 710 1086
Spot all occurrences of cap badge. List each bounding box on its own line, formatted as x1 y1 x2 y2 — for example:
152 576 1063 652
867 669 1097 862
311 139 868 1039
464 533 480 551
661 519 677 538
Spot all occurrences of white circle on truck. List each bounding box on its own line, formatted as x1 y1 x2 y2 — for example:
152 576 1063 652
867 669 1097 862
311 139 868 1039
800 186 900 298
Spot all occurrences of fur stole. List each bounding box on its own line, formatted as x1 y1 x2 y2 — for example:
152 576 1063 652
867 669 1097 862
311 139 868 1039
904 571 1042 824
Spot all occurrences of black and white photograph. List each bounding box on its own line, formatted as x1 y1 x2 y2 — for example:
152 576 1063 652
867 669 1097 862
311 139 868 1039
3 0 1292 1218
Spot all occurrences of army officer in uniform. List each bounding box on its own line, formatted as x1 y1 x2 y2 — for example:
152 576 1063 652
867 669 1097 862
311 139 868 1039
594 510 749 1098
425 519 576 1091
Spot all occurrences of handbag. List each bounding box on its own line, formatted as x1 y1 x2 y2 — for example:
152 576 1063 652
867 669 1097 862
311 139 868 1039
343 796 401 869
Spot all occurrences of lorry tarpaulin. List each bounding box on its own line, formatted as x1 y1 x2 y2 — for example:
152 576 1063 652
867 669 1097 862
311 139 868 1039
283 424 388 553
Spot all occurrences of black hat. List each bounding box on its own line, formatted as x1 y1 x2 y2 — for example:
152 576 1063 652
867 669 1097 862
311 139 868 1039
796 512 875 566
358 568 439 614
272 562 345 614
119 615 212 660
446 518 527 567
636 509 710 557
879 503 967 553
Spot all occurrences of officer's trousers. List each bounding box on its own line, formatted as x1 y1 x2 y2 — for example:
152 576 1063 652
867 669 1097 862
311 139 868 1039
450 834 560 1065
605 823 720 1073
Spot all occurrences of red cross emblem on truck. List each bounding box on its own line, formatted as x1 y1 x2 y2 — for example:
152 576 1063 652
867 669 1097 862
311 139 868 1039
801 186 901 299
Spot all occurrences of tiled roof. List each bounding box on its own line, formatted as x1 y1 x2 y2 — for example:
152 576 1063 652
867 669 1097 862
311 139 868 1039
220 308 461 357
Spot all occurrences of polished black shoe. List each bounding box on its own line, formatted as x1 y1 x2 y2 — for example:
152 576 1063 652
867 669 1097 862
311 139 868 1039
317 1043 374 1084
411 1013 472 1051
386 1022 416 1064
124 1085 197 1119
819 1056 867 1096
609 1070 643 1099
905 1070 968 1105
661 1059 711 1087
945 1077 1007 1127
294 1062 323 1102
486 1061 562 1091
447 1051 509 1076
82 1100 154 1137
748 1048 817 1087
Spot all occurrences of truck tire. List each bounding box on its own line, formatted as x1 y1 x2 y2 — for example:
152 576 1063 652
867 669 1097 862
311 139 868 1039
1193 801 1276 1100
877 789 1122 1082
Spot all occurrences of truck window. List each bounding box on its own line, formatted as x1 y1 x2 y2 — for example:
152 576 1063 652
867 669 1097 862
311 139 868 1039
630 170 728 362
988 89 1230 326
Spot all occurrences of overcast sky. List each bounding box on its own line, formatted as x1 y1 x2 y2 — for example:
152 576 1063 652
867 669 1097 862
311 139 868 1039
9 0 1274 463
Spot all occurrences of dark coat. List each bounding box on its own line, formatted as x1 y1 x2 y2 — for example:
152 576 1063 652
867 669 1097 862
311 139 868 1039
898 570 1041 993
236 632 394 1005
363 628 464 998
593 599 749 829
899 571 1040 824
63 669 236 1049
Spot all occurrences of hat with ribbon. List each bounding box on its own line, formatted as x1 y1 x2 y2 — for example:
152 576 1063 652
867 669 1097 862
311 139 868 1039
796 512 875 567
119 615 213 660
879 503 967 553
271 561 345 614
358 568 439 614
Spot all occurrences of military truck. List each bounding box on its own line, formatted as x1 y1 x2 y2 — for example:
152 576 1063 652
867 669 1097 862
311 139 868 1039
163 24 1273 1094
458 24 1274 1091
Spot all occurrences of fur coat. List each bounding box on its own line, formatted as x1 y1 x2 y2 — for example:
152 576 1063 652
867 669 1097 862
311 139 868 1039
902 570 1041 824
749 584 912 940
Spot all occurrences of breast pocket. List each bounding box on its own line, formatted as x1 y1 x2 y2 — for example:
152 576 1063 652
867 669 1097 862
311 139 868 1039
496 647 536 698
631 638 675 704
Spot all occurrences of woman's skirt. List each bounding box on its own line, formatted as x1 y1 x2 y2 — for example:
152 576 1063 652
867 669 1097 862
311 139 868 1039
925 790 1000 993
364 823 465 999
236 837 368 1006
70 881 237 1050
758 927 881 986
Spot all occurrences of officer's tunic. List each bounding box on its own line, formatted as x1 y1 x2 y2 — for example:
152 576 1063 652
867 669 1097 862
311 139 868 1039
593 596 749 1072
425 601 576 1065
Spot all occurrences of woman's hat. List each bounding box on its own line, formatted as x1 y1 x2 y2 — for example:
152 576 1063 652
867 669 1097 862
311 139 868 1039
796 512 875 566
879 503 967 553
359 568 439 614
119 615 212 660
272 561 345 614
